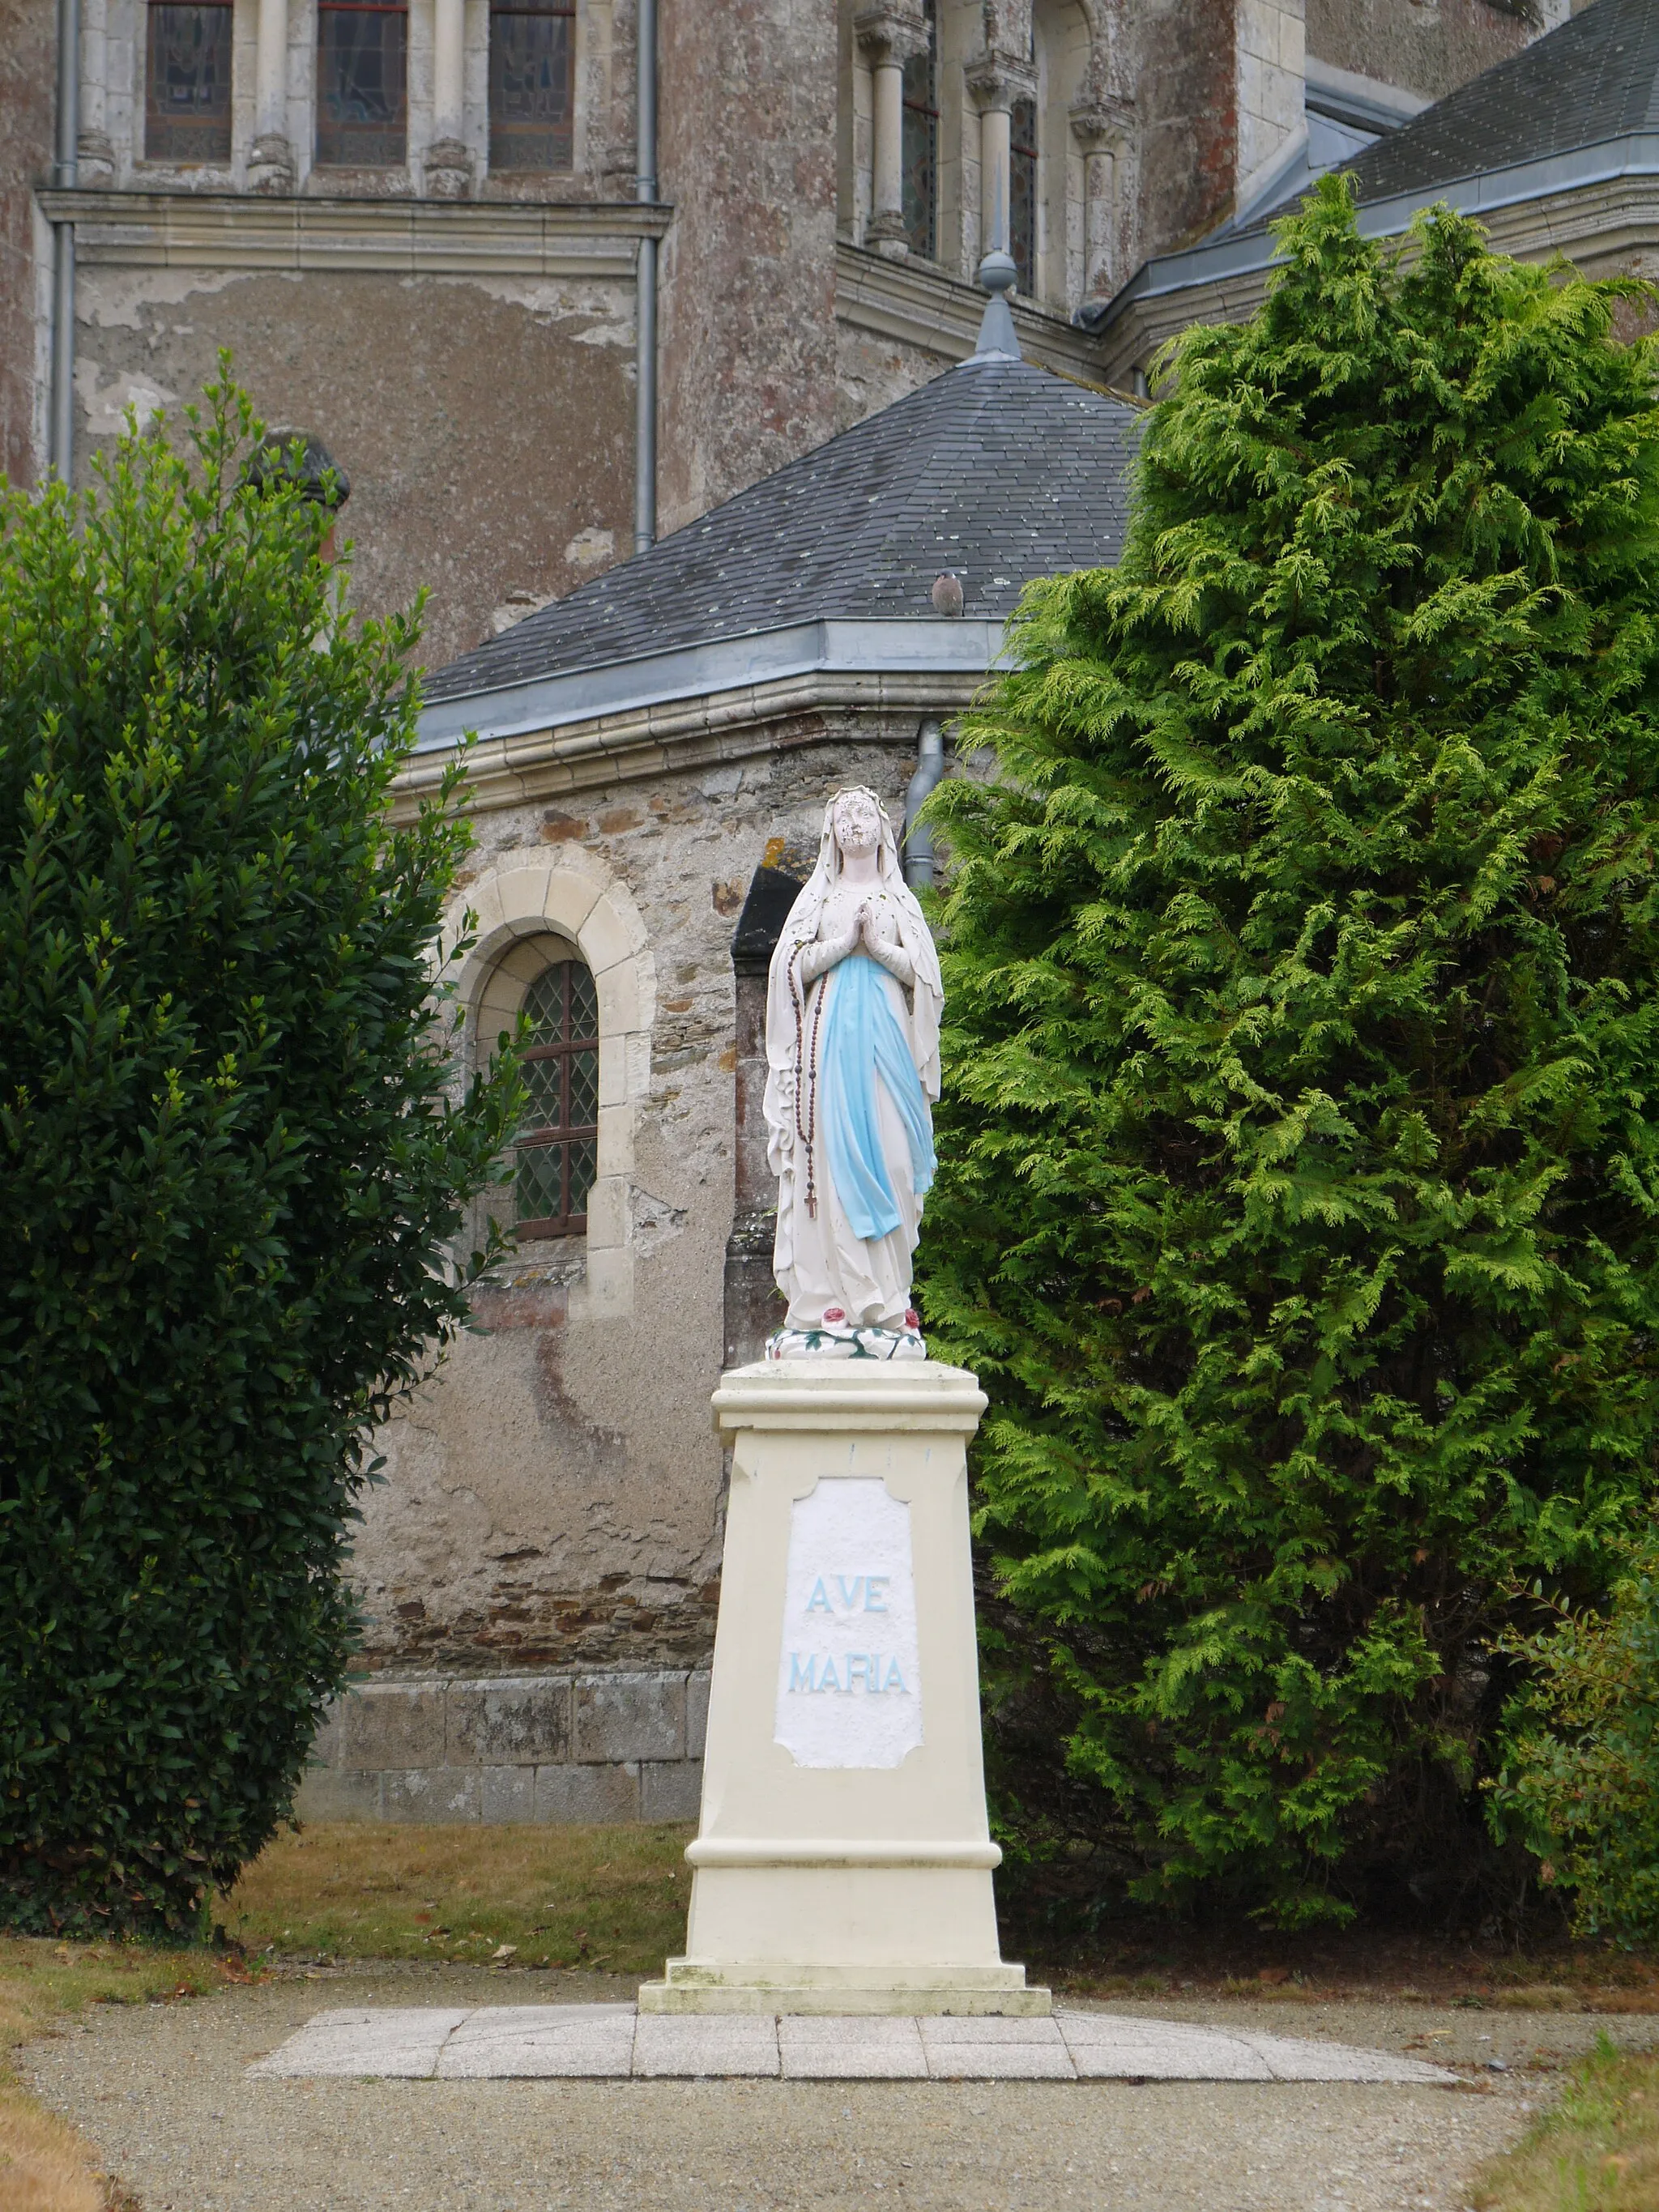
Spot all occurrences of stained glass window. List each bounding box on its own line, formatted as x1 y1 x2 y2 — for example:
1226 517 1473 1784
514 957 599 1235
144 1 233 164
490 0 575 172
900 0 937 261
1010 96 1037 297
316 1 408 168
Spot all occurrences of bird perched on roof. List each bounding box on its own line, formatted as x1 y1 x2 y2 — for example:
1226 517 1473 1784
931 570 965 617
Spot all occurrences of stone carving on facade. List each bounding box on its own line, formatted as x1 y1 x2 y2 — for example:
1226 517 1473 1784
763 788 943 1359
424 139 476 200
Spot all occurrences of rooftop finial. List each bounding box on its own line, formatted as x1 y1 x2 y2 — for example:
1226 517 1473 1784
967 249 1020 364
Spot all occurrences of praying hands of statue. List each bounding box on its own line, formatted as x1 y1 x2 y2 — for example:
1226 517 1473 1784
858 901 915 987
797 902 914 991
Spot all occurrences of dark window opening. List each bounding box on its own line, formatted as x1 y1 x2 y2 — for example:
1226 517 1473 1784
144 1 233 164
1010 96 1037 296
514 957 598 1236
490 0 575 173
900 0 937 261
317 1 408 167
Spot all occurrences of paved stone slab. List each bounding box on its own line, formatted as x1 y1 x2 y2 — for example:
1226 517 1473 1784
921 2014 1075 2079
778 2015 928 2080
927 2043 1077 2080
1237 2030 1456 2085
437 2003 636 2079
1058 2012 1274 2081
633 2013 780 2078
248 2006 469 2079
246 2002 1462 2086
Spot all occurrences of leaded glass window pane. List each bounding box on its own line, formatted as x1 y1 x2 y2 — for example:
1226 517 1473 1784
317 4 408 167
901 0 937 262
1010 96 1037 298
517 1141 565 1224
490 0 574 173
568 1136 598 1216
513 953 599 1235
569 1046 598 1128
145 2 233 164
523 964 565 1042
522 1052 564 1129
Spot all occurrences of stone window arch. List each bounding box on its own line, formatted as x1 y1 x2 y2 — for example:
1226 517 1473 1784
445 853 655 1320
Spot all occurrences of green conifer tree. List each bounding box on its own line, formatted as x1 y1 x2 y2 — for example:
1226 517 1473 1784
919 181 1659 1926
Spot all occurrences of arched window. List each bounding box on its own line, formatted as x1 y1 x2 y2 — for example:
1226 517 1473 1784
490 0 576 171
515 957 599 1236
316 0 408 166
1009 93 1037 295
144 0 233 162
901 0 938 260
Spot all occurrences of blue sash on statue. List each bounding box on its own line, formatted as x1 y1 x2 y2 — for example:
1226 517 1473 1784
820 953 936 1241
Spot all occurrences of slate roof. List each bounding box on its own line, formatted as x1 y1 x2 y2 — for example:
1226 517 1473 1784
1299 0 1659 212
423 355 1140 705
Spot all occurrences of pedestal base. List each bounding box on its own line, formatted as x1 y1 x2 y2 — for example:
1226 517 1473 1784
638 1961 1050 2016
656 1362 1044 2019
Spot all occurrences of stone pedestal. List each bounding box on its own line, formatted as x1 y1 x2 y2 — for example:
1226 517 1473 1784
638 1359 1047 2016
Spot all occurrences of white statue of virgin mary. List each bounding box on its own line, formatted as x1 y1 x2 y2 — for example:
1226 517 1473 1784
763 787 945 1357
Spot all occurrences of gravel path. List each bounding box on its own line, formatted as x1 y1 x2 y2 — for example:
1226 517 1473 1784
21 1962 1657 2212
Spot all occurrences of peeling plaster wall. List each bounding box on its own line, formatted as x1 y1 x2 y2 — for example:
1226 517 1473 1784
72 266 635 668
350 733 921 1676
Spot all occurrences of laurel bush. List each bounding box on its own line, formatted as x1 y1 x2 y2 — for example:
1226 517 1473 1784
0 377 516 1936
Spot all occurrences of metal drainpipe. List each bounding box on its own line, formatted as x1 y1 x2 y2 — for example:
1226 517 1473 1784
904 720 947 889
49 0 81 480
633 0 658 555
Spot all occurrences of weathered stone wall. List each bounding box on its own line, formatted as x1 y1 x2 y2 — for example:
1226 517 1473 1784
0 0 53 487
296 1669 710 1823
72 266 636 670
834 322 959 434
348 731 922 1681
1129 0 1239 255
1306 0 1556 104
656 0 840 535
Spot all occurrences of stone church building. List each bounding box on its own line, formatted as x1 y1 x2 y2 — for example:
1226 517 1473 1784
2 0 1642 1818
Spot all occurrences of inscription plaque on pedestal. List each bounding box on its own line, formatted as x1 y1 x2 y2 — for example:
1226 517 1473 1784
774 1478 923 1771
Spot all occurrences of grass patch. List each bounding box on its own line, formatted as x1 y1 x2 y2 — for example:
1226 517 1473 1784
0 1936 228 2212
217 1820 694 1975
1473 2035 1659 2211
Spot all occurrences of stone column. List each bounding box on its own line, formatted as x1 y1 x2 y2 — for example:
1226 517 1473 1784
965 50 1034 266
249 0 295 193
77 0 115 182
1069 96 1133 305
426 0 474 198
854 7 929 257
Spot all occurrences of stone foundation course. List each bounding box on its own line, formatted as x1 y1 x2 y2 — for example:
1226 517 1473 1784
296 1670 709 1825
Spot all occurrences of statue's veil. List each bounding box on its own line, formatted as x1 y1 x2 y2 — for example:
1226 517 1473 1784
762 791 944 1191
